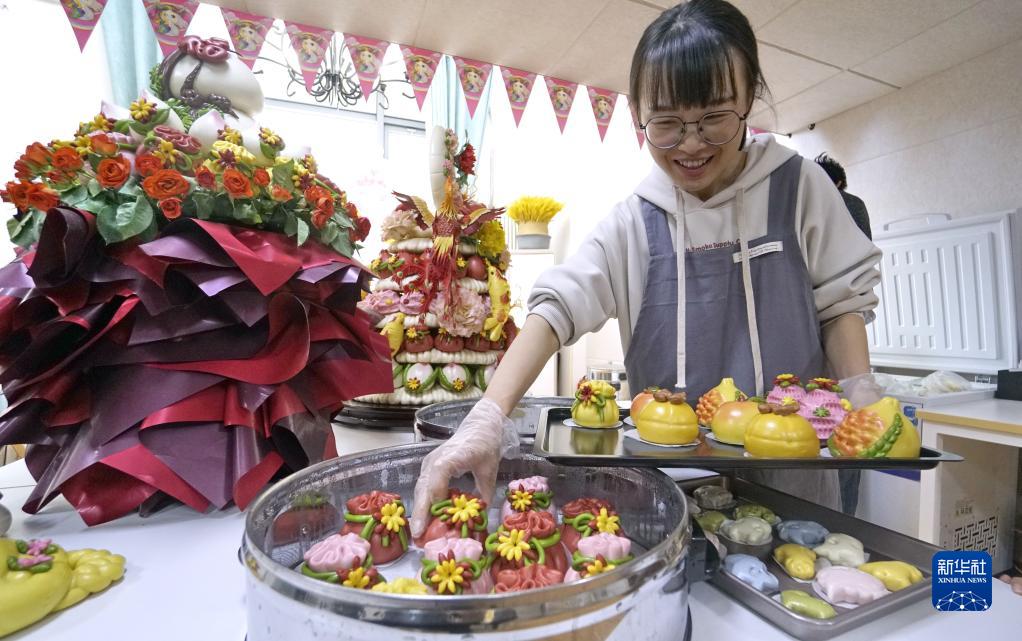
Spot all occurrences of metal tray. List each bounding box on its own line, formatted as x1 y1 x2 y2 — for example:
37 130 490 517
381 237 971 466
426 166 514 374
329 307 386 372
681 476 939 641
533 407 963 470
414 396 570 441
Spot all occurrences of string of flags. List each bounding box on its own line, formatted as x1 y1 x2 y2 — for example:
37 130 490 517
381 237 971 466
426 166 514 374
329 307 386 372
58 0 647 147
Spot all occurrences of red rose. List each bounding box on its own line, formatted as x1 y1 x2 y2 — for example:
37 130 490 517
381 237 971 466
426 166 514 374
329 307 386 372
314 195 334 216
159 197 183 220
222 168 253 199
311 208 332 229
51 147 83 172
195 165 216 189
142 169 190 200
96 155 132 189
136 153 163 178
271 184 292 202
345 201 358 218
253 168 270 187
21 143 51 170
1 181 30 210
457 143 476 175
90 133 119 156
304 185 330 203
153 125 201 155
25 183 60 211
348 216 372 243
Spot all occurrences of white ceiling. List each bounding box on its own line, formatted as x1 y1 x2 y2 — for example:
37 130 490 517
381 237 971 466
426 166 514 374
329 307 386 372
207 0 1022 134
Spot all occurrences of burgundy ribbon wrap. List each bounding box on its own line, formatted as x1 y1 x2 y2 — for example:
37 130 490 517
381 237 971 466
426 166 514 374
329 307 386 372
0 206 392 525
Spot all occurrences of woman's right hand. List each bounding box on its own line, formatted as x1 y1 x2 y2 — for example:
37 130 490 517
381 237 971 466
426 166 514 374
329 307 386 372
410 398 517 538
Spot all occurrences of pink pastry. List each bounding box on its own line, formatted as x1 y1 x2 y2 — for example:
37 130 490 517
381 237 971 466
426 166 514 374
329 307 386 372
303 533 371 573
399 290 426 315
577 532 632 560
361 290 401 315
501 476 557 521
766 373 806 408
812 566 890 606
422 537 493 595
493 564 565 593
797 378 848 440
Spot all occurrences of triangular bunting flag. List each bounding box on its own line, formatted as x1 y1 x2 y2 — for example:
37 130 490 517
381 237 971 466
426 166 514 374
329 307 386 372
285 21 335 92
500 67 537 127
588 87 618 142
544 77 578 134
60 0 109 51
343 35 390 102
400 46 443 110
143 0 200 57
221 9 274 69
452 56 493 119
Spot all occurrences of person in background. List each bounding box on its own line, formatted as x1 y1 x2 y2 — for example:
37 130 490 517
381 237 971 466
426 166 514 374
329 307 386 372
411 0 885 536
815 153 872 239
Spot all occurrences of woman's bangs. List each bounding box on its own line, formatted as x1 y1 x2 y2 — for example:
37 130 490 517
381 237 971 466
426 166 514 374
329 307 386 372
638 30 738 114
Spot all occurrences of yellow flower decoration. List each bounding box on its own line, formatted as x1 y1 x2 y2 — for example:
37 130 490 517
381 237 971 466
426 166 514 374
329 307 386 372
380 501 406 533
584 558 615 576
372 578 428 595
259 127 283 147
496 529 531 562
406 378 421 391
456 256 466 269
301 154 318 174
476 220 506 259
430 558 466 594
291 161 310 187
510 489 534 512
129 99 156 122
153 139 180 165
211 140 257 165
781 396 799 407
218 126 243 145
595 507 620 534
51 139 73 150
405 327 420 340
90 114 113 132
72 135 92 156
840 398 853 411
452 378 466 392
444 494 481 524
342 566 371 589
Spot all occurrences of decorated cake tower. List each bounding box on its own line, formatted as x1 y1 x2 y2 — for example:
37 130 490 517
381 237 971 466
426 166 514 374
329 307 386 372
357 127 517 405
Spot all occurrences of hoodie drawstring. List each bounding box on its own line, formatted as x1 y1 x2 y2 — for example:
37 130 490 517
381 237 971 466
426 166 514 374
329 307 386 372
673 186 687 392
736 188 765 397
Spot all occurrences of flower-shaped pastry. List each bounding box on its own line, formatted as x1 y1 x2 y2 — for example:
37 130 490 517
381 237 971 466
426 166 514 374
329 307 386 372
421 538 491 595
723 554 778 592
302 533 372 581
813 566 889 605
813 533 866 567
560 498 624 553
776 520 829 548
501 476 556 521
487 511 568 577
416 489 489 546
493 563 565 593
340 491 411 564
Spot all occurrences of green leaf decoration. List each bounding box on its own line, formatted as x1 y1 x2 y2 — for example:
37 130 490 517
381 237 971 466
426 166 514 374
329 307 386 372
191 191 214 219
61 185 89 206
98 196 153 244
295 218 310 246
87 178 102 197
118 177 142 198
272 161 294 188
319 222 339 245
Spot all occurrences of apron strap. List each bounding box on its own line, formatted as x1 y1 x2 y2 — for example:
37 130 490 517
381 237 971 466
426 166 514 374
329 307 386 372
766 155 803 237
639 198 675 256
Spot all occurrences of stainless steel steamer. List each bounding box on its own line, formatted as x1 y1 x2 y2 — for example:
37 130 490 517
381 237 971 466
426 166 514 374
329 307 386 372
242 443 697 640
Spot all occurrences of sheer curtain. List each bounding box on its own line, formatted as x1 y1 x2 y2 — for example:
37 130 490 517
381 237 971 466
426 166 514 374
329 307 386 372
102 0 161 107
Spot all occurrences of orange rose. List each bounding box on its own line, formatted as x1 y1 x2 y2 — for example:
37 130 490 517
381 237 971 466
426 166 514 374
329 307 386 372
91 133 119 156
159 197 183 220
96 155 132 189
25 183 60 211
1 181 30 210
22 143 51 169
271 184 292 202
51 147 83 172
142 169 190 200
253 168 270 187
311 208 331 229
135 153 163 178
315 196 334 216
304 185 330 204
194 166 216 189
222 168 253 199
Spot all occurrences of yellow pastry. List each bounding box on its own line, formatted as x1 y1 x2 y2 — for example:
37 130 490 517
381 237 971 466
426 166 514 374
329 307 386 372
54 548 126 611
571 378 620 428
0 538 72 637
634 390 698 445
744 404 819 458
829 397 921 458
710 400 760 445
773 543 817 580
858 560 923 591
695 377 746 425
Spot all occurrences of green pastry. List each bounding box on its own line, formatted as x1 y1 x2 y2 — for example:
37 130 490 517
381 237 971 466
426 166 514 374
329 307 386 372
694 510 726 534
734 503 779 524
781 589 837 619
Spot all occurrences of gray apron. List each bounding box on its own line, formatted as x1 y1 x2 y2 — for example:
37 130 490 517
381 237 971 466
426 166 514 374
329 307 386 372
623 155 841 509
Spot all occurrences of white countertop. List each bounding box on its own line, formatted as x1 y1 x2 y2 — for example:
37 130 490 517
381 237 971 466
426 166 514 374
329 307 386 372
917 398 1022 436
2 452 1020 641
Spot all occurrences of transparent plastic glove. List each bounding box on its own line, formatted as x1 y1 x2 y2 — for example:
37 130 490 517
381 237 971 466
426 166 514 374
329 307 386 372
840 373 886 409
410 398 519 538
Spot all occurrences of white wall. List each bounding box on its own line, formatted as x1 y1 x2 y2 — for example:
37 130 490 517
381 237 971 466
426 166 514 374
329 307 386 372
784 38 1022 226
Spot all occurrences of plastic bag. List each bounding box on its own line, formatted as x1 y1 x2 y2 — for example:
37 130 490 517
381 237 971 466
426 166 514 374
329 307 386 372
915 370 972 396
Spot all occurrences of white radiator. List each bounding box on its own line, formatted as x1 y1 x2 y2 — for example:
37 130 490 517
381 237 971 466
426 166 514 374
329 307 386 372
868 210 1022 375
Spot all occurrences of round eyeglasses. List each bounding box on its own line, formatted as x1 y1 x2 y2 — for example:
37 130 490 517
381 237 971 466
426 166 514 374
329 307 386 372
640 109 750 149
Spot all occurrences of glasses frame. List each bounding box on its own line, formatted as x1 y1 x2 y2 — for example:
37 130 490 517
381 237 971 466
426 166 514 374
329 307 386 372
639 108 752 149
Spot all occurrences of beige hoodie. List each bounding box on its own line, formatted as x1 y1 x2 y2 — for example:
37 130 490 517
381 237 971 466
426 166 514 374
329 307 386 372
528 134 882 367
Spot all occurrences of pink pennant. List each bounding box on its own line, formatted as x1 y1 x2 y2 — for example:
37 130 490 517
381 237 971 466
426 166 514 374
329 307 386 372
500 67 537 127
545 77 578 134
285 21 335 92
142 0 199 57
400 46 443 110
588 88 618 142
221 9 274 70
344 35 390 102
59 0 109 51
452 56 493 118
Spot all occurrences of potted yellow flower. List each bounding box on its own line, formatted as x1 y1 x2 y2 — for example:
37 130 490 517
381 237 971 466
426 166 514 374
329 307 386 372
507 196 563 249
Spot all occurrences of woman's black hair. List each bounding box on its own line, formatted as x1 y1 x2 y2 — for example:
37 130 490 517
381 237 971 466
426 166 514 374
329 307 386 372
630 0 769 119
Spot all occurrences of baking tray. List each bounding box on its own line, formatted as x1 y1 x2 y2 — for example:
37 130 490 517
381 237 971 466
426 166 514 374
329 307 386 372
680 475 939 641
415 396 570 442
533 407 963 470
